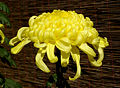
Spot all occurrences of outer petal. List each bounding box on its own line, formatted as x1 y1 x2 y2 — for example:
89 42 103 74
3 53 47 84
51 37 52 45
17 27 29 40
0 24 4 28
35 48 50 73
47 43 58 63
56 37 71 53
29 16 37 27
88 47 103 67
9 37 19 46
61 51 70 67
34 42 47 48
0 30 5 43
97 47 104 64
79 43 96 57
69 46 81 81
99 37 109 48
88 37 108 67
88 54 102 67
11 39 31 54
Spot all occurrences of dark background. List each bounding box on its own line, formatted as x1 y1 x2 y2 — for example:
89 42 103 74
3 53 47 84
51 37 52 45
0 0 120 88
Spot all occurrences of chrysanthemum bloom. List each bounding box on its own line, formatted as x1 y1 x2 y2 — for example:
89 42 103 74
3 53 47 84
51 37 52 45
9 10 109 81
0 24 5 43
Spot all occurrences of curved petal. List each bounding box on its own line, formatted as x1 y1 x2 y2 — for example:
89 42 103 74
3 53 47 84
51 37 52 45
79 43 96 57
88 54 102 67
69 46 81 81
35 48 50 73
47 43 58 63
87 28 99 44
0 24 4 28
97 47 104 64
92 37 99 45
55 37 71 53
0 30 5 43
29 16 37 27
11 39 31 54
80 30 88 41
17 27 29 40
61 51 70 67
88 46 103 67
34 42 47 48
99 37 109 48
73 31 83 45
38 29 44 42
9 37 19 46
87 37 107 67
43 30 55 43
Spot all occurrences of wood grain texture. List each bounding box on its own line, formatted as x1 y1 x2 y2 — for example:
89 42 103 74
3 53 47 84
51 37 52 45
0 0 120 88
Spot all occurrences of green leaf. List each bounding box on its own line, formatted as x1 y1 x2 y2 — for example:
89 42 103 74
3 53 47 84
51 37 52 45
4 37 10 46
3 78 22 88
0 46 17 67
0 2 10 14
4 54 17 67
0 12 11 27
0 46 8 57
0 73 4 79
52 74 57 83
46 81 52 87
0 73 5 86
0 77 4 85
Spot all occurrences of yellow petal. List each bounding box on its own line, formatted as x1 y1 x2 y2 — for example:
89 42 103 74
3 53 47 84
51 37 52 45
9 37 19 46
29 16 37 27
87 46 104 67
43 30 55 43
56 37 71 53
28 30 38 42
92 37 99 45
34 42 47 53
17 27 29 40
38 29 44 42
87 28 99 44
61 51 70 67
69 46 81 81
80 30 88 40
0 24 4 28
79 43 96 57
47 43 58 63
97 47 104 64
34 42 47 48
88 54 102 67
99 37 109 48
11 39 31 54
0 30 5 43
35 48 50 73
73 31 83 45
85 17 93 27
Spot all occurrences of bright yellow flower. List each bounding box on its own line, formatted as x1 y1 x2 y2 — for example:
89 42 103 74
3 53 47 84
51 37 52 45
0 24 5 43
9 10 109 81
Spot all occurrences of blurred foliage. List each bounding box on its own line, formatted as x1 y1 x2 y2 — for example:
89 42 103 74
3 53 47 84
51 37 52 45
0 2 22 88
0 2 11 27
0 46 16 67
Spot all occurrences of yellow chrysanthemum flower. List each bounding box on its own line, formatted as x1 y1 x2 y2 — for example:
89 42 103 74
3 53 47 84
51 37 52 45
9 10 109 81
0 24 5 43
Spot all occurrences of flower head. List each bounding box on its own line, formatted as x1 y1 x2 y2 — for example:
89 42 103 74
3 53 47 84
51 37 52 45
9 10 109 81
